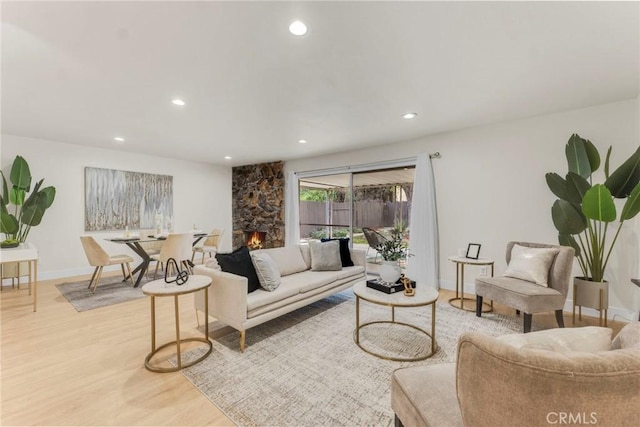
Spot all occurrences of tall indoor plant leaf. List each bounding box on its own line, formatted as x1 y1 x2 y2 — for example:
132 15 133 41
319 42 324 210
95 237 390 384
547 134 640 283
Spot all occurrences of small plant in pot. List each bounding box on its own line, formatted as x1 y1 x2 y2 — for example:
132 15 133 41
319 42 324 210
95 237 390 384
546 134 640 313
376 228 411 283
1 156 56 248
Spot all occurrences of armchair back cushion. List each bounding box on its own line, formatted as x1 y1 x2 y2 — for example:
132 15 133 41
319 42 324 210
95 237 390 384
456 332 640 427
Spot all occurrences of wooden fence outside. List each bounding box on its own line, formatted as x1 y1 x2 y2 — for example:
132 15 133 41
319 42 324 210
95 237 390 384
300 200 410 236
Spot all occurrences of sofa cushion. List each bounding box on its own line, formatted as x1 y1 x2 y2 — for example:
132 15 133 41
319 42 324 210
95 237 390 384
215 246 260 293
254 246 308 276
337 265 365 280
320 238 354 267
251 251 281 291
310 240 342 271
287 270 342 293
497 326 612 353
246 281 301 312
503 244 559 286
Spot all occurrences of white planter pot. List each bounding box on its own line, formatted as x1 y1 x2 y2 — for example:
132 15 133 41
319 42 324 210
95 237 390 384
380 260 401 284
574 277 609 309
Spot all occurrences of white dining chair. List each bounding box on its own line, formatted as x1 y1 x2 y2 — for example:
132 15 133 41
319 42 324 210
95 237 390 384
191 229 224 264
151 233 194 279
80 236 135 292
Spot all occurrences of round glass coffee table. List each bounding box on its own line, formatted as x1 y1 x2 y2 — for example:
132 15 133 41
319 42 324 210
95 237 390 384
353 281 438 361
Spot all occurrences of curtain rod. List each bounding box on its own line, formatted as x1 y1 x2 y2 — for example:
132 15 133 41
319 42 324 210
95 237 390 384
429 152 441 159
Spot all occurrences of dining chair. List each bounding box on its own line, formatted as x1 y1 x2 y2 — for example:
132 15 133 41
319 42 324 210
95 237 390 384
191 228 224 264
152 233 194 279
80 236 135 292
137 229 163 256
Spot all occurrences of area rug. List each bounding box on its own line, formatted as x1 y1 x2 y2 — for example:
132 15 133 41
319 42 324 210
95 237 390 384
178 289 532 427
56 276 150 312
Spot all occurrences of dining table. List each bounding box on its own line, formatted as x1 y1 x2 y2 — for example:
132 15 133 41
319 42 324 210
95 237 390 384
107 233 212 287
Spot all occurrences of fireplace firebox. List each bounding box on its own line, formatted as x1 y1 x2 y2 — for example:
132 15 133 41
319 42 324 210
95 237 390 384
245 231 266 250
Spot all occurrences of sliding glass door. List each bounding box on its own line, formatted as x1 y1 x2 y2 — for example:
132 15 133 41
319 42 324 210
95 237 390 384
298 167 415 250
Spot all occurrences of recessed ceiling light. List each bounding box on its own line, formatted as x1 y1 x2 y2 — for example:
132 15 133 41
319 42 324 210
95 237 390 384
224 156 232 160
298 139 307 144
113 137 125 143
172 99 185 106
402 112 418 119
289 20 307 36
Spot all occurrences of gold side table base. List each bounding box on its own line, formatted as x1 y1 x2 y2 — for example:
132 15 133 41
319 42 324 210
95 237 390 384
145 337 213 373
448 297 493 313
354 320 437 362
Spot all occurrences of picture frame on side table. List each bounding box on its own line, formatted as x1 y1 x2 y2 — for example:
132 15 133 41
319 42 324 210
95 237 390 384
466 243 481 259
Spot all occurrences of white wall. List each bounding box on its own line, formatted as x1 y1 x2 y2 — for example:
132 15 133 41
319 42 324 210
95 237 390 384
286 98 640 319
1 135 233 279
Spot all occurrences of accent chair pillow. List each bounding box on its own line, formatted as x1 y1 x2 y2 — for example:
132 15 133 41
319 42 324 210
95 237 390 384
251 251 282 291
310 240 342 271
215 246 261 293
320 237 355 267
497 326 612 353
503 244 559 286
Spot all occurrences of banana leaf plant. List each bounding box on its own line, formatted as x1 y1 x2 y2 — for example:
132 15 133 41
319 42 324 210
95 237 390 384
546 134 640 282
1 155 56 245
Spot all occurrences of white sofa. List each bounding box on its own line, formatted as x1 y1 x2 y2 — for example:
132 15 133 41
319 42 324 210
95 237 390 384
193 244 367 351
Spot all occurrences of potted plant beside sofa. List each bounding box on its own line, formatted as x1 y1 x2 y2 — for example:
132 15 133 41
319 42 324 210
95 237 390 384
545 134 640 324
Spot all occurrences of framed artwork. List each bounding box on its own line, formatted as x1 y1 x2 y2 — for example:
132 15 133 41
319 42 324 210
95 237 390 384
84 167 173 231
466 243 481 259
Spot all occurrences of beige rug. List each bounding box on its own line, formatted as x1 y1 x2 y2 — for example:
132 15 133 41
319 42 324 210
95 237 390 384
56 276 151 311
178 289 530 426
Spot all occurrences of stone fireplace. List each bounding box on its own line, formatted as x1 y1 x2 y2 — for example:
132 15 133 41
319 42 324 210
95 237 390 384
232 161 285 249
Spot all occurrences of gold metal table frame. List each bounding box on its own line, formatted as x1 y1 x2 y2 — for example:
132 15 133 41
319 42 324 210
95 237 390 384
448 256 494 313
142 276 213 373
353 282 438 362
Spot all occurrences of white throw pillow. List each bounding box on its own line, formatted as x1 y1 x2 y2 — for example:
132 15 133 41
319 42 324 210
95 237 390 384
503 244 559 286
497 327 612 353
254 246 308 276
309 240 342 271
250 251 282 291
204 256 221 270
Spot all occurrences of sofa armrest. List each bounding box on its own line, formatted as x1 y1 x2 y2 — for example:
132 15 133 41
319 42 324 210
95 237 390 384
193 265 248 331
350 248 366 270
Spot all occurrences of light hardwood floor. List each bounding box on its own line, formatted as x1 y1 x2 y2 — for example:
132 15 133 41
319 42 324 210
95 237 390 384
1 274 625 426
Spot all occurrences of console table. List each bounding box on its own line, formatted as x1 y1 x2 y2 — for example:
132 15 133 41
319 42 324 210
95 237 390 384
0 243 38 311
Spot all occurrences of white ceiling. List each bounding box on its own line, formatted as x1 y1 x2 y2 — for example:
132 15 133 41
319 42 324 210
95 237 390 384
2 1 638 166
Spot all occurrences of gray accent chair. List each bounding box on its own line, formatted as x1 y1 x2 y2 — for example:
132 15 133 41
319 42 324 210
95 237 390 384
475 241 575 333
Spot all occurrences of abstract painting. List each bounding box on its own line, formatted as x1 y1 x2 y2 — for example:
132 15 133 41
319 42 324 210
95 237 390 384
84 167 173 231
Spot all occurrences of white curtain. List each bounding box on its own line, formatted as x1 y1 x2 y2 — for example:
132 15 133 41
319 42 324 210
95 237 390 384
406 153 439 289
285 171 300 247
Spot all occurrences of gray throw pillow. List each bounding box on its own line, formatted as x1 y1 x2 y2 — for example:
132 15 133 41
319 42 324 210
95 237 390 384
310 240 342 271
250 251 282 291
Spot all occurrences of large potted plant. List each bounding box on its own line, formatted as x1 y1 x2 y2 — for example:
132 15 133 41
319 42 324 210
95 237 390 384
1 156 56 248
376 227 411 283
546 134 640 315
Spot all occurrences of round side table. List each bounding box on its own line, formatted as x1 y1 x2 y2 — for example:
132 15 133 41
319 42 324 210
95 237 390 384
353 281 438 362
448 256 494 312
142 275 213 373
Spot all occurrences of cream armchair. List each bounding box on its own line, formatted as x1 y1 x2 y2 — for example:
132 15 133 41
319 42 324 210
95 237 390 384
475 241 575 332
391 323 640 427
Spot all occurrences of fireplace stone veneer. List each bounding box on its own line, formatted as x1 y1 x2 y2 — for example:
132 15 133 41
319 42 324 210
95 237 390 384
232 161 284 249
